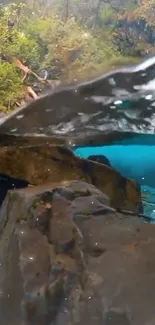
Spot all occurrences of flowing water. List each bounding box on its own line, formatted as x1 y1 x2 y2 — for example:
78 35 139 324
2 57 155 219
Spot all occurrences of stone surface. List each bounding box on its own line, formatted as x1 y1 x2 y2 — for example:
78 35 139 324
0 144 141 212
0 181 154 325
0 133 65 147
88 154 111 167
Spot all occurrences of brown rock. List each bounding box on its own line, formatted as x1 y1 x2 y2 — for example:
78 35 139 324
71 196 115 219
0 144 141 212
0 181 155 325
0 182 84 325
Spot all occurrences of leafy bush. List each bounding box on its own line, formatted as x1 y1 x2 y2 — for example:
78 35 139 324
0 61 23 111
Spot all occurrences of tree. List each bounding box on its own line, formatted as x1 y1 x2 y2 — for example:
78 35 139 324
37 15 119 81
113 0 155 56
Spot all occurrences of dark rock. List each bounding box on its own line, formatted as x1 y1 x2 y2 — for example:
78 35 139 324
0 182 154 325
88 154 111 167
68 180 104 198
0 183 84 325
53 187 74 201
0 133 64 147
71 196 115 219
0 144 141 212
0 173 29 205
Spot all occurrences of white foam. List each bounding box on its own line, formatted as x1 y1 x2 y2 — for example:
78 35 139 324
145 94 153 100
136 79 155 91
132 57 155 72
143 79 155 90
114 100 122 105
16 114 24 120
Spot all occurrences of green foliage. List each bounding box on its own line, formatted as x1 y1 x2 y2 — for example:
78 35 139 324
0 4 41 67
0 2 44 110
0 0 155 112
0 61 22 111
99 4 116 26
34 15 119 81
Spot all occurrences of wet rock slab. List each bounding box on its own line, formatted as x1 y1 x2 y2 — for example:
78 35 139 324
0 180 154 325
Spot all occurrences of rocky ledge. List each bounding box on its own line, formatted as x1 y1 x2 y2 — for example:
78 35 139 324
0 144 141 212
0 178 154 325
0 143 153 325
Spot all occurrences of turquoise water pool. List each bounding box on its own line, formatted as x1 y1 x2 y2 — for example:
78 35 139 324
73 135 155 221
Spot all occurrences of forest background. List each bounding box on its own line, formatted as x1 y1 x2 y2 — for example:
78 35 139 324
0 0 154 112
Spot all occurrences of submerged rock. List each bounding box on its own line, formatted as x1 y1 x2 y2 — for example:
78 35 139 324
0 181 154 325
88 154 111 167
0 144 141 212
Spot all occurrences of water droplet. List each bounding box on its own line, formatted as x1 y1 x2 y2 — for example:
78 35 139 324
108 78 116 85
114 100 122 105
10 128 17 132
145 94 153 100
16 114 24 120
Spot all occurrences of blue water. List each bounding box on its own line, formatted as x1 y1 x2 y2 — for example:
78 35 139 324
73 135 155 221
